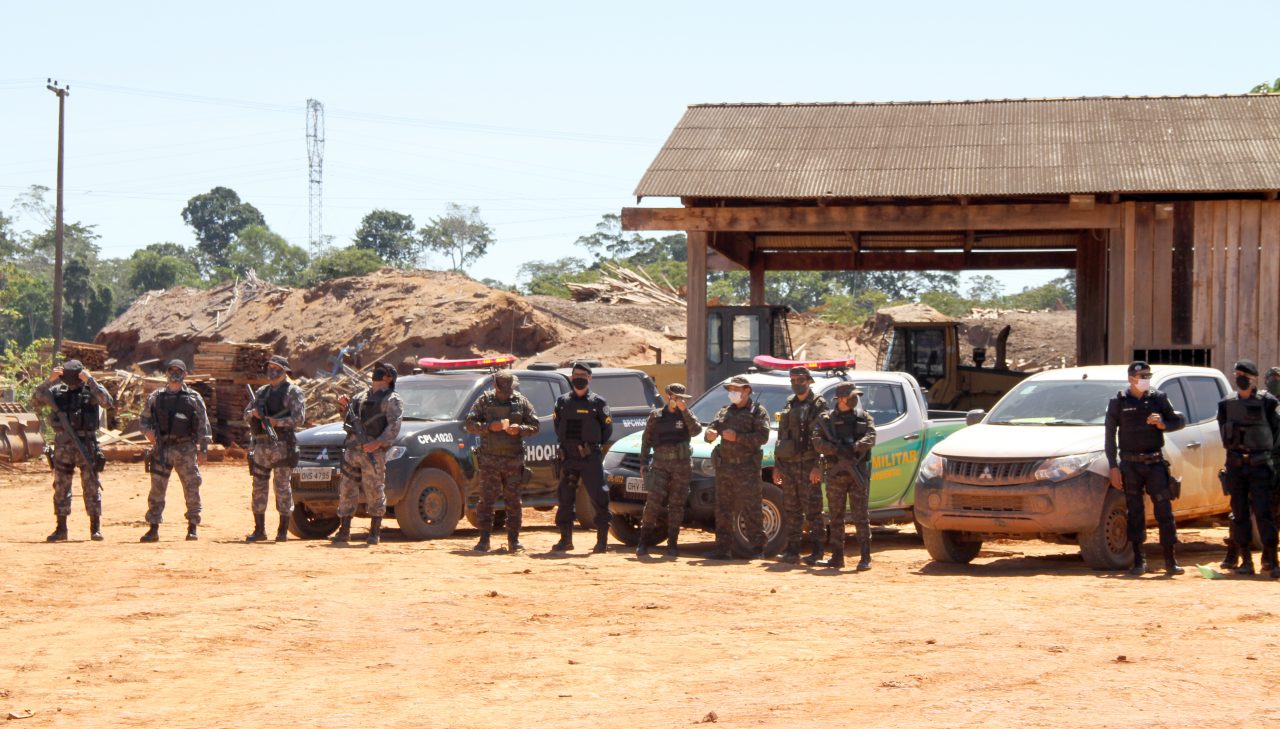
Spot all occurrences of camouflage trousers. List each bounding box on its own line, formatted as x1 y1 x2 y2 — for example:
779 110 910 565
475 455 523 534
777 459 822 544
641 458 691 534
715 461 763 551
51 441 102 517
248 438 294 515
826 470 869 550
146 441 202 525
337 442 386 518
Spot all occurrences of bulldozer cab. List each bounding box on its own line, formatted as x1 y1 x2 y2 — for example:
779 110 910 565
706 305 792 386
880 320 1027 411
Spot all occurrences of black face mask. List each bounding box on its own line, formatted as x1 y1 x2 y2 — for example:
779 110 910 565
1236 375 1254 390
790 383 808 396
373 368 388 382
61 370 83 387
571 377 589 390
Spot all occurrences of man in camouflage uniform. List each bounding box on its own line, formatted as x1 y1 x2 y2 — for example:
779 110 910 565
139 359 211 543
704 375 771 560
463 369 540 553
773 365 828 565
637 382 701 558
31 359 113 542
333 361 403 546
244 355 306 543
811 382 877 570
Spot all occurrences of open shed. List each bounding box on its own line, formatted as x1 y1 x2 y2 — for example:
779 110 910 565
622 95 1280 394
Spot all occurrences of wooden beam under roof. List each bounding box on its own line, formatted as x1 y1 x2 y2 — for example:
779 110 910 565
757 250 1077 271
622 203 1121 233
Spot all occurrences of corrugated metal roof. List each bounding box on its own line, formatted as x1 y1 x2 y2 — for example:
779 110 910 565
634 96 1280 199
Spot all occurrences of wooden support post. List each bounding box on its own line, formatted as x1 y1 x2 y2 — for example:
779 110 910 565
687 231 709 397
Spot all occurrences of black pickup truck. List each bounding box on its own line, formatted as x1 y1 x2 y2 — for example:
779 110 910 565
288 359 662 540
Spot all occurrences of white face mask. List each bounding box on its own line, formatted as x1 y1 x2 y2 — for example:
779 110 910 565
1134 379 1151 393
728 391 746 405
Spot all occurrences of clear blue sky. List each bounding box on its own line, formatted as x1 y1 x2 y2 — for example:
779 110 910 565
2 1 1275 293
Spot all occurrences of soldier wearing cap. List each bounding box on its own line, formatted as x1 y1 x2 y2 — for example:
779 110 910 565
704 375 771 560
31 359 113 542
332 361 404 546
463 368 540 553
1104 361 1187 576
1217 359 1280 577
139 359 212 543
811 381 877 570
1221 365 1280 568
243 355 306 543
773 365 828 565
551 361 613 553
636 382 702 558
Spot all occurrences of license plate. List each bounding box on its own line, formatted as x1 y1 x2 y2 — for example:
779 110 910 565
298 467 334 483
625 476 647 495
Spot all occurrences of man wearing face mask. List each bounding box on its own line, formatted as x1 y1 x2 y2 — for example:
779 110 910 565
1217 359 1280 577
333 362 404 546
811 382 877 570
139 359 211 543
704 375 771 560
243 355 306 543
1222 365 1280 569
1104 361 1186 576
552 362 613 553
31 359 113 542
636 382 701 557
773 366 828 565
463 369 540 553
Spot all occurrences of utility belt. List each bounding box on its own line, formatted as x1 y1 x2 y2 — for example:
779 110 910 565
1119 451 1164 464
561 441 601 460
651 445 692 462
158 435 197 446
1226 450 1272 467
715 445 759 466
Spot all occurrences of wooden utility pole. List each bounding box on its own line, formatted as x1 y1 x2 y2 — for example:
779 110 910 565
46 79 69 362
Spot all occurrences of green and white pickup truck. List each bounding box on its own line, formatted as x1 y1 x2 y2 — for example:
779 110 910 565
602 360 972 554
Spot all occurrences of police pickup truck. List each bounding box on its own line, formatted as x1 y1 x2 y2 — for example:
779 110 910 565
288 357 661 540
602 357 971 554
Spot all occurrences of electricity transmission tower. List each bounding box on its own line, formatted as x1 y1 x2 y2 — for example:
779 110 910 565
306 99 325 257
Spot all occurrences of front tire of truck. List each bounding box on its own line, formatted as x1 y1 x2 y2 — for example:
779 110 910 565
920 525 982 564
1078 487 1132 570
733 482 786 556
396 468 463 540
287 502 340 539
609 511 668 547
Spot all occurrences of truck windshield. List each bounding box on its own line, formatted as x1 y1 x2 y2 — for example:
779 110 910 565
986 380 1124 426
689 383 793 429
396 380 477 421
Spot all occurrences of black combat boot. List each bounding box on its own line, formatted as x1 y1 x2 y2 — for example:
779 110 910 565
46 515 69 542
780 541 800 564
592 527 609 554
636 533 650 558
474 531 491 552
1161 542 1184 576
1266 545 1280 579
704 545 733 560
186 522 199 541
749 544 766 561
140 523 160 543
1127 546 1147 576
802 536 824 566
275 514 290 542
366 517 382 545
1236 549 1255 575
1221 538 1240 570
507 531 524 554
332 516 352 544
89 515 103 542
246 513 268 543
817 547 845 569
551 527 573 552
664 529 680 557
857 539 872 571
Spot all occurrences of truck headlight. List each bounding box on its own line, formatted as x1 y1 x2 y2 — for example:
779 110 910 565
694 457 716 477
1033 452 1100 482
918 452 945 481
602 450 625 470
384 446 407 463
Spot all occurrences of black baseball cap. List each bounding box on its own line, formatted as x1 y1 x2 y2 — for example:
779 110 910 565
571 361 593 375
1235 359 1259 376
1127 361 1151 376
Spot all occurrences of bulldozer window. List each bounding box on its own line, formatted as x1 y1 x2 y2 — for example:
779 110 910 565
707 313 723 365
731 315 762 362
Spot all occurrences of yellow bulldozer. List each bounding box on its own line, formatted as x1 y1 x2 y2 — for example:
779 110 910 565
877 315 1028 411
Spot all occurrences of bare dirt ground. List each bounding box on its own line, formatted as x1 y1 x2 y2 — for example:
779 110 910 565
3 462 1277 729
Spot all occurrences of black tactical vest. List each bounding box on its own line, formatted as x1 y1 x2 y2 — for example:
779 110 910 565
1223 396 1274 452
830 407 870 459
251 383 291 435
652 408 689 446
155 389 198 441
360 389 391 439
53 384 98 432
1113 390 1168 454
557 395 603 445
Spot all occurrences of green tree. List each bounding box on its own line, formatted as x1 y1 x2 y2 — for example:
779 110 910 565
1005 272 1076 310
965 274 1005 304
300 246 385 286
353 209 418 268
0 208 18 260
419 203 495 272
225 224 308 284
0 263 53 347
63 257 114 341
1250 77 1280 93
518 256 595 297
181 187 266 272
128 246 201 292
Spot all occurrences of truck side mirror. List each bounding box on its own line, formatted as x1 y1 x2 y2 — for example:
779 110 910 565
965 409 986 426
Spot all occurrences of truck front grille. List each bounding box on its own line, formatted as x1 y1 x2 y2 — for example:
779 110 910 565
299 445 345 464
945 459 1041 486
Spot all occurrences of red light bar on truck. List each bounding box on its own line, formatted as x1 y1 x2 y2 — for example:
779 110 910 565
752 354 857 371
417 355 516 371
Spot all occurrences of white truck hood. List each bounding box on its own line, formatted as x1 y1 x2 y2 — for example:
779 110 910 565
932 423 1104 460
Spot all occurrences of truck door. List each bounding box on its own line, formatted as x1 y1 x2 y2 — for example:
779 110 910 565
1157 377 1204 513
821 380 918 510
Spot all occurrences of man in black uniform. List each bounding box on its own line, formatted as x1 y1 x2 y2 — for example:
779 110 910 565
1103 361 1186 576
1217 359 1280 578
552 362 613 554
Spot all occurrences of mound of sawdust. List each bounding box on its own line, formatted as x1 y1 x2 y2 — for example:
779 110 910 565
519 324 684 368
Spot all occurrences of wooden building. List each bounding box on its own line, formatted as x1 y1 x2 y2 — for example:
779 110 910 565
621 96 1280 394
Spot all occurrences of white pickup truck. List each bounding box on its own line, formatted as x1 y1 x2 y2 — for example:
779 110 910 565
913 364 1232 569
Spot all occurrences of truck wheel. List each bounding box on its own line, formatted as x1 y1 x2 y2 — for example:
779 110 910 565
920 525 982 564
575 483 597 530
287 502 340 539
609 512 668 547
732 483 786 556
465 507 506 531
1079 488 1132 570
396 468 463 540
